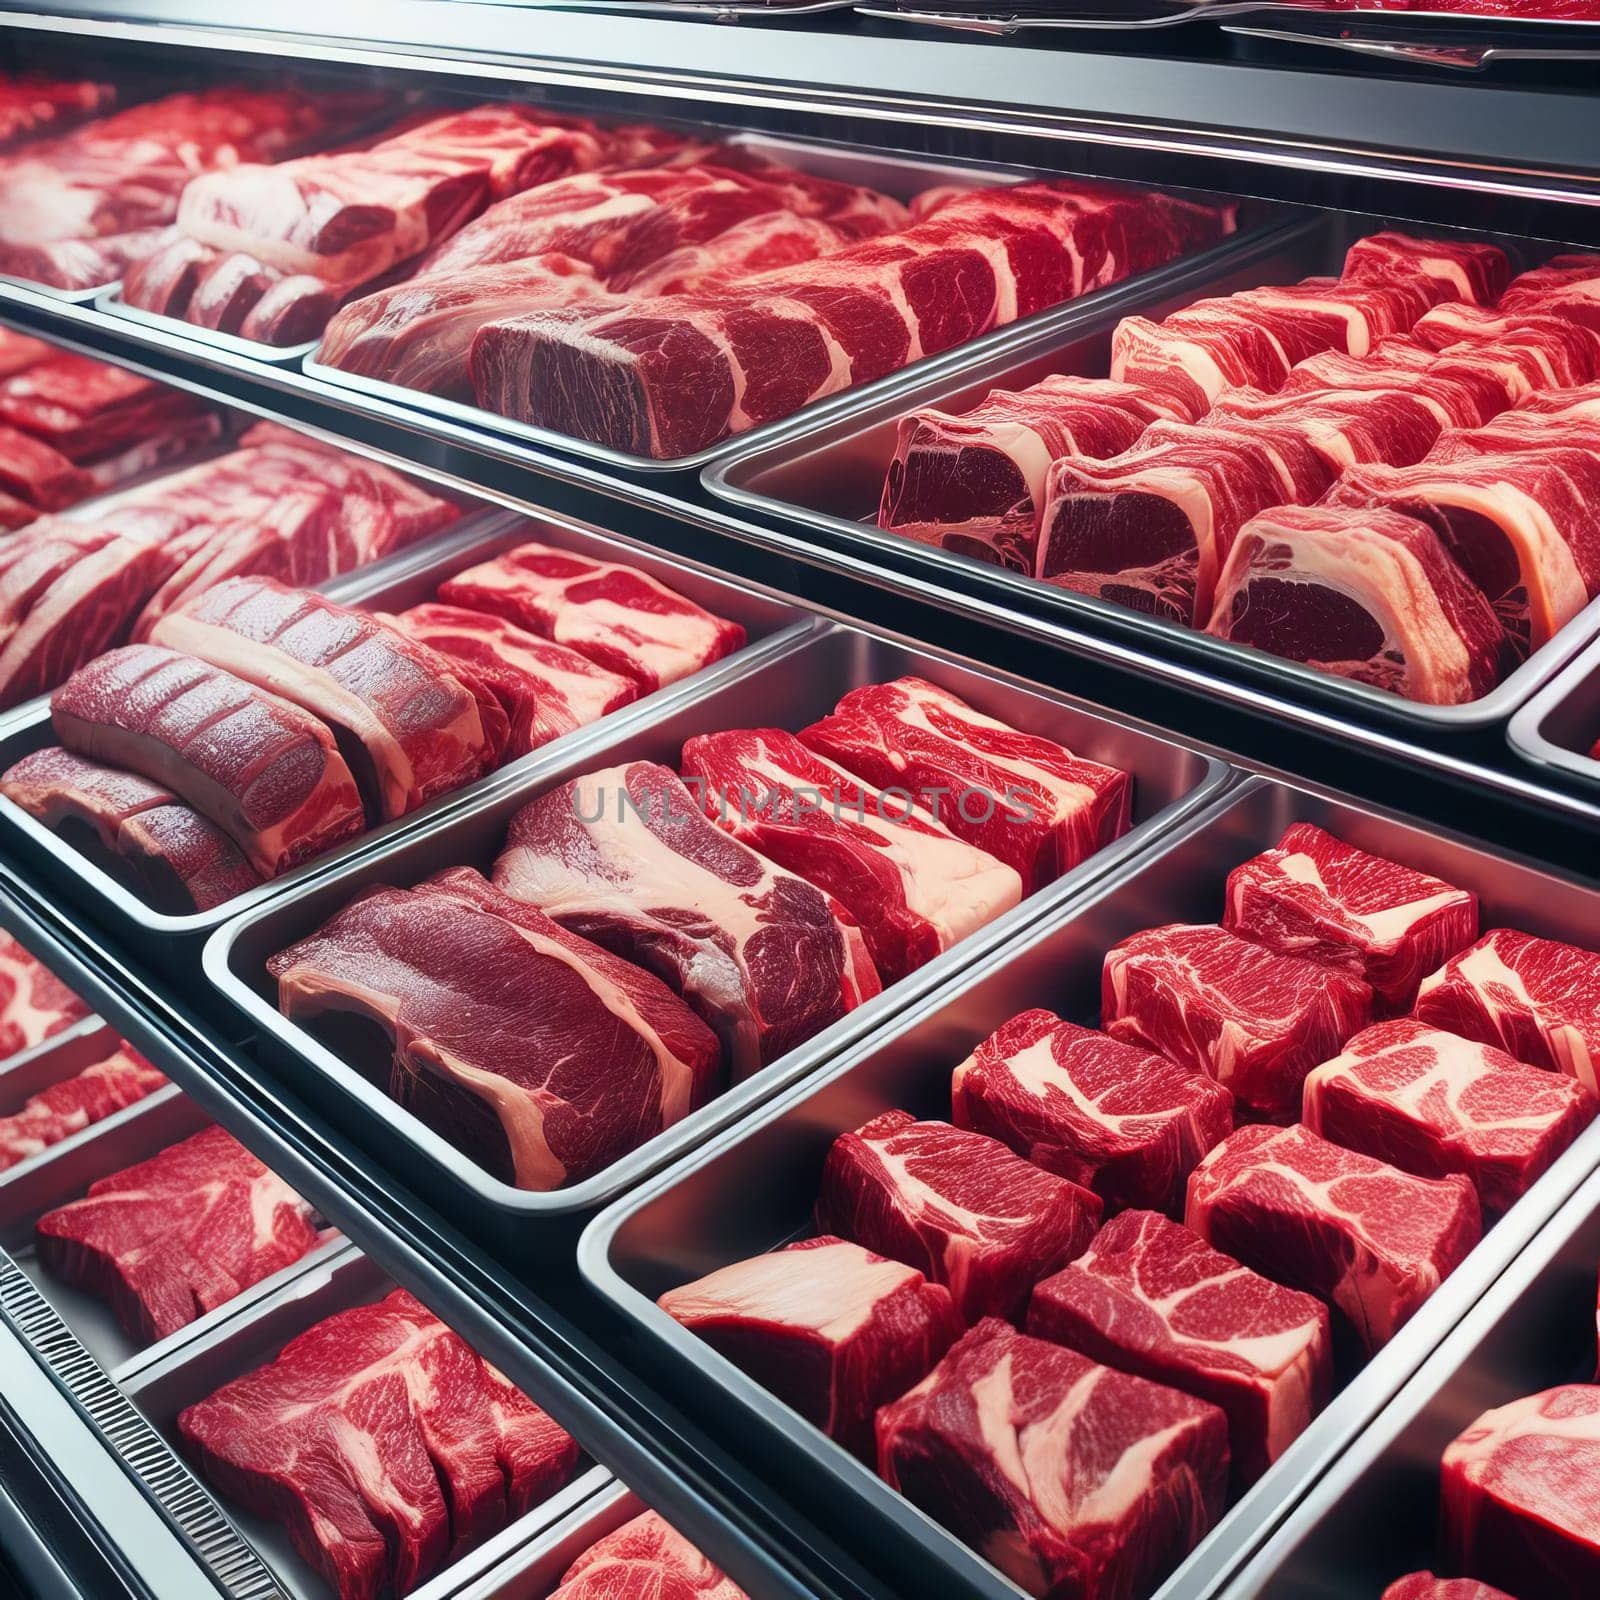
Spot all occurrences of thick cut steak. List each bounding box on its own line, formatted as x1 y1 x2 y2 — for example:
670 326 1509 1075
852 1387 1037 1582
1442 1386 1600 1597
1025 1208 1331 1487
659 1235 960 1458
0 931 88 1059
35 1124 321 1343
1202 385 1445 472
1281 340 1502 430
951 1010 1233 1215
877 1317 1228 1600
1381 1577 1518 1600
438 541 745 693
269 869 720 1191
177 1287 579 1600
1224 822 1479 1011
551 1512 747 1600
800 675 1131 894
50 644 366 878
0 423 88 510
1414 928 1600 1091
1185 1122 1481 1353
814 1110 1102 1322
1342 233 1510 305
1302 1018 1597 1217
1102 922 1374 1121
493 761 879 1078
0 1046 166 1173
680 728 1022 984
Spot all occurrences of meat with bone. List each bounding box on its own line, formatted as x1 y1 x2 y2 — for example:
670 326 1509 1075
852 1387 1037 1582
1025 1208 1331 1487
0 77 116 152
50 644 366 878
951 1010 1233 1215
1185 1122 1481 1353
36 1125 322 1343
177 1287 580 1600
875 375 1185 574
1413 928 1600 1091
1341 232 1511 306
877 1317 1229 1600
659 1235 961 1458
1102 922 1374 1121
386 602 637 757
268 868 721 1190
150 578 504 823
680 728 1022 985
551 1513 748 1600
0 1046 167 1174
800 675 1132 895
0 932 89 1059
438 541 745 694
493 762 879 1078
1441 1385 1600 1598
1223 822 1479 1012
468 182 1236 457
814 1111 1102 1323
0 746 261 912
1302 1018 1597 1217
1382 1577 1519 1600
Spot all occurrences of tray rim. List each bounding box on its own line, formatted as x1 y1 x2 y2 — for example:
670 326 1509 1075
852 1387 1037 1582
1505 627 1600 791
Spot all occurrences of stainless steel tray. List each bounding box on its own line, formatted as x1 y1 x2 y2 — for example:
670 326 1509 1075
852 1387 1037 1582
581 771 1600 1600
0 502 813 947
0 273 105 303
1506 629 1600 793
0 1012 106 1095
450 1481 644 1600
94 283 321 366
204 617 1231 1244
705 212 1600 732
302 130 1280 475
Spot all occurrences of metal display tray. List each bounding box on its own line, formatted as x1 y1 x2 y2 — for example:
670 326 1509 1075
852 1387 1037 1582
204 617 1231 1245
1216 1156 1600 1597
1506 629 1600 793
705 212 1600 732
94 283 321 366
301 129 1281 475
0 502 812 948
0 1013 106 1098
581 772 1600 1600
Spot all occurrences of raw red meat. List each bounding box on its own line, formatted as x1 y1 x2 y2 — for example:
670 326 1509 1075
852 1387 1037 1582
1205 505 1507 706
1204 384 1445 472
815 1111 1102 1322
952 1010 1232 1214
1382 1576 1518 1600
51 644 366 878
1025 1209 1331 1486
1410 301 1600 381
0 76 115 152
1281 339 1503 429
0 1045 167 1173
0 931 88 1058
438 541 745 694
1341 233 1510 306
877 1318 1228 1600
177 1287 580 1600
1302 1019 1597 1217
1102 922 1373 1121
36 1124 322 1343
0 328 50 378
1185 1122 1481 1353
799 675 1132 895
493 761 880 1078
551 1512 747 1600
659 1235 961 1458
1441 1386 1600 1598
0 425 89 510
680 728 1022 984
1223 822 1479 1011
1414 929 1600 1091
269 868 721 1190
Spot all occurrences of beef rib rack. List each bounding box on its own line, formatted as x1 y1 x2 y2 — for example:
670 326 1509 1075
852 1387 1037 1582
0 930 88 1059
551 1512 747 1600
0 1046 167 1174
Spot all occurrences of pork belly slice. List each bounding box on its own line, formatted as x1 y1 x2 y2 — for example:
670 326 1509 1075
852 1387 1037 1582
0 931 89 1060
178 1287 579 1600
1185 1123 1481 1354
50 645 365 879
951 1009 1233 1214
876 375 1184 573
269 870 721 1191
681 728 1021 984
438 540 745 694
815 1111 1101 1323
551 1512 746 1600
1414 928 1600 1091
1224 821 1480 1010
1442 1386 1600 1598
878 1317 1228 1600
36 1125 322 1344
799 675 1131 895
659 1235 960 1458
494 761 879 1079
0 1046 167 1174
1341 232 1510 305
1302 1019 1597 1217
1025 1208 1331 1487
1102 922 1373 1121
1382 1575 1518 1600
388 602 638 756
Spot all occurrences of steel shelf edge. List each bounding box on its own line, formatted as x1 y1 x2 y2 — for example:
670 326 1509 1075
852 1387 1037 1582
1506 627 1600 793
